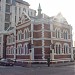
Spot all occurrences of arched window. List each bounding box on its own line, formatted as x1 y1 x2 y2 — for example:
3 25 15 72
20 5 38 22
24 28 29 39
24 29 26 39
56 45 58 54
55 43 61 54
24 45 26 54
24 43 29 55
59 45 61 54
55 28 61 38
10 46 14 54
26 28 29 38
63 44 69 54
63 30 68 39
17 44 23 55
17 31 22 40
58 31 60 38
55 29 58 38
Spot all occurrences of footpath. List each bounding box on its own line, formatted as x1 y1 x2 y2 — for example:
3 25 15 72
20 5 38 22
30 61 75 67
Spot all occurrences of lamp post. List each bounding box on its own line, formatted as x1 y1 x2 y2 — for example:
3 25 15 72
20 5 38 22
27 41 32 67
47 43 54 67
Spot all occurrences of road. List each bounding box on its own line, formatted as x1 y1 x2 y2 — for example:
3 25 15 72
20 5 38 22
0 65 75 75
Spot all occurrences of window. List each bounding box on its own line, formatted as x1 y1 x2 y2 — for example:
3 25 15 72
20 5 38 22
6 47 10 54
63 30 68 39
31 11 32 15
6 4 10 12
12 0 16 5
55 28 61 38
55 44 61 54
5 23 10 30
23 8 26 12
10 47 14 54
69 48 71 53
19 7 21 16
6 0 11 4
24 45 26 54
17 44 23 55
56 45 58 54
24 44 29 55
63 44 69 54
28 11 29 15
26 30 29 38
59 45 61 54
5 14 10 22
56 29 58 38
58 31 60 38
24 30 26 39
24 29 29 39
17 31 22 40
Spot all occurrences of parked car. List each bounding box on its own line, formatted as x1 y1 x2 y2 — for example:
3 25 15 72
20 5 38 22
0 58 14 66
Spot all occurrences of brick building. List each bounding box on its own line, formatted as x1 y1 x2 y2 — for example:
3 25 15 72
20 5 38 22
0 1 73 62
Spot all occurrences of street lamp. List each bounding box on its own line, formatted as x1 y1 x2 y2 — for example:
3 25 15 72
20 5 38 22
47 43 55 67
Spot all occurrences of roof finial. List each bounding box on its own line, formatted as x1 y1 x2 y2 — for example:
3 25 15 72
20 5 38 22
38 3 41 10
38 3 42 18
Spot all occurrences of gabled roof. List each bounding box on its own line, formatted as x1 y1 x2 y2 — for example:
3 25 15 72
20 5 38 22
17 12 31 25
16 0 30 6
53 12 68 24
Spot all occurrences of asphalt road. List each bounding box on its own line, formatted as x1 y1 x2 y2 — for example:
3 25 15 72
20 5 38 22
0 65 75 75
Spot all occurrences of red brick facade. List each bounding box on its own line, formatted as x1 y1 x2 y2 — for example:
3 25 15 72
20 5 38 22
5 13 72 61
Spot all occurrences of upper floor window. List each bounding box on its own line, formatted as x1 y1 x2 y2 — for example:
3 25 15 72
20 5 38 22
17 31 23 40
55 28 61 38
5 14 10 22
6 0 11 4
5 23 9 30
23 8 26 12
6 4 10 12
19 7 21 16
63 30 68 39
24 28 29 39
28 11 29 15
31 11 32 16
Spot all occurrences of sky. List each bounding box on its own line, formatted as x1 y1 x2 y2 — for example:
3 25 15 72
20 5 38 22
24 0 75 39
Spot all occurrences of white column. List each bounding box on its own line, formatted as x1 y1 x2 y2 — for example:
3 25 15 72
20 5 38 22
14 26 16 60
42 23 45 60
1 34 3 58
70 27 74 60
52 49 54 60
50 22 54 60
31 22 34 60
71 47 74 60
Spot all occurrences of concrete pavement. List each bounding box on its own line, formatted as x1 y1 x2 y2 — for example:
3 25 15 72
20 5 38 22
21 61 75 68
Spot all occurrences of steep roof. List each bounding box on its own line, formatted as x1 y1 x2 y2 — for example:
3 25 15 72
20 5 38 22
16 0 30 6
53 12 68 24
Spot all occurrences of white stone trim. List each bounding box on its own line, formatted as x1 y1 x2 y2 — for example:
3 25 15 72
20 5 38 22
42 23 45 60
16 21 31 29
31 23 34 60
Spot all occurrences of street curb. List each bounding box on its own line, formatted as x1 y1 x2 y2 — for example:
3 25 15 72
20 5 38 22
30 62 75 68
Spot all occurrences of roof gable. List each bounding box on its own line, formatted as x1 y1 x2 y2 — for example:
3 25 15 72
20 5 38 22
17 12 31 25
